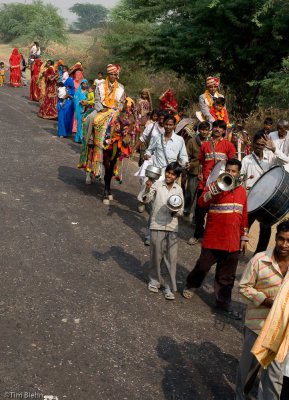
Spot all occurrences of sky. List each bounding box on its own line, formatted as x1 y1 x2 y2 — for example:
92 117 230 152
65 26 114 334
0 0 118 22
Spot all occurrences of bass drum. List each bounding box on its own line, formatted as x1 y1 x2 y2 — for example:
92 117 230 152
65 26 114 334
248 166 289 227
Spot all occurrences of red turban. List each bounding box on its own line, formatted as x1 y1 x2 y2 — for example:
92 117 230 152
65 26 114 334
107 64 121 76
206 76 220 87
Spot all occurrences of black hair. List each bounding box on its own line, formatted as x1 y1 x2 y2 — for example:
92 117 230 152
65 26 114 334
62 65 68 70
150 109 158 118
276 219 289 234
157 110 168 118
164 114 176 124
56 81 64 87
88 79 94 85
98 71 103 75
34 41 39 47
212 119 227 130
165 162 182 177
253 132 265 143
0 61 4 65
264 117 273 125
226 158 242 171
198 121 210 130
213 97 225 106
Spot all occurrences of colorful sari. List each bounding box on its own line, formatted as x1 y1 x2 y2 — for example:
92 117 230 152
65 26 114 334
30 59 42 101
159 89 178 113
9 48 22 87
57 77 75 137
38 66 58 119
74 79 88 143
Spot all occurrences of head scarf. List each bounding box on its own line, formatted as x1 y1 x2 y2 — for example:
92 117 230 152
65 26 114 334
160 89 178 112
9 48 21 65
206 76 220 87
33 58 43 75
107 64 121 78
73 70 84 90
74 79 88 104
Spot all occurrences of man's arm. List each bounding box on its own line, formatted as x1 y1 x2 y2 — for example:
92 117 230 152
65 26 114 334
94 85 104 112
137 180 157 203
239 258 268 306
199 94 214 123
178 138 189 166
144 135 157 159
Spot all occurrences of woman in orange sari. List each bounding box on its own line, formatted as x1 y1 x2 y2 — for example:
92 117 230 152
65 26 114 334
38 60 59 119
30 58 42 101
9 48 22 87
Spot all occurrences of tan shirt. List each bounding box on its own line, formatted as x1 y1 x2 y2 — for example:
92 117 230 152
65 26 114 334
138 180 184 232
239 249 289 333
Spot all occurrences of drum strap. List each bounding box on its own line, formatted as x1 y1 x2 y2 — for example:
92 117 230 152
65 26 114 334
209 138 217 165
161 134 169 165
252 152 264 172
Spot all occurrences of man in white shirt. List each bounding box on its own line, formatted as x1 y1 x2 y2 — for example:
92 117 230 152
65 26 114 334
241 132 289 254
269 119 289 156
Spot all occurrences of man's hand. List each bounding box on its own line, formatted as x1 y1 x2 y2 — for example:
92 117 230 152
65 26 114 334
262 134 276 153
240 240 247 255
144 154 151 160
262 298 274 308
197 173 203 181
145 179 153 192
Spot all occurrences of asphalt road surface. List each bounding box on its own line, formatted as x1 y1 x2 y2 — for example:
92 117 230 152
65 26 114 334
0 85 255 400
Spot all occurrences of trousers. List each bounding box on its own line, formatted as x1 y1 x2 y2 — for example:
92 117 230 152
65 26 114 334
235 327 283 400
149 230 178 291
186 248 239 308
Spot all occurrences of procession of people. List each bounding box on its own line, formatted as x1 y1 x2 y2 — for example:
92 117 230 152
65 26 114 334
2 45 289 399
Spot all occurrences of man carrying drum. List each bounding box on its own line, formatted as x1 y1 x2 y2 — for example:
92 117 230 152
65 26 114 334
241 132 289 254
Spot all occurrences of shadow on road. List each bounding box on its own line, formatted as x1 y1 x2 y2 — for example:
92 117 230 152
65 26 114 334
157 337 237 400
93 245 148 284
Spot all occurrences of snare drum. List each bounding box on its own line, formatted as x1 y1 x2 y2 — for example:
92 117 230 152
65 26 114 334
247 166 289 226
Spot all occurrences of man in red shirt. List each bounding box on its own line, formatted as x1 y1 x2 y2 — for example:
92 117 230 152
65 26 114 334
183 158 248 319
189 120 236 245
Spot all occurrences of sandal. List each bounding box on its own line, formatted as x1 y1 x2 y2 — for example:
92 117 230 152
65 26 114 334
216 307 242 320
163 288 175 300
182 287 196 299
148 282 159 293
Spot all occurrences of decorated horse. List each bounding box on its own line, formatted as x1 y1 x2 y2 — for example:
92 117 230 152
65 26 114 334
78 64 133 205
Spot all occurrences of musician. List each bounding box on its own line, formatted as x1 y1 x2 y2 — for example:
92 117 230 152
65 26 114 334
183 158 248 320
189 120 236 245
241 132 289 254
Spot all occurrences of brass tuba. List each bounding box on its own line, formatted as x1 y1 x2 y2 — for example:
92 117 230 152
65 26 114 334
208 173 236 195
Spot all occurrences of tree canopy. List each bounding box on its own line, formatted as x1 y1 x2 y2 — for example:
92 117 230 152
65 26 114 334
69 3 108 32
106 0 289 114
0 0 66 47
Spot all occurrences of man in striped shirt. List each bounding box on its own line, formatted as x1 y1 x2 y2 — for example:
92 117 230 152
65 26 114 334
235 219 289 399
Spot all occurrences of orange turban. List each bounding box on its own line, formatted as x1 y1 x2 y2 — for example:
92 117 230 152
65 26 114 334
206 76 220 87
107 64 121 76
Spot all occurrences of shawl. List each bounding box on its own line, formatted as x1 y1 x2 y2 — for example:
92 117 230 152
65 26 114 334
9 48 21 66
251 277 289 368
33 58 42 76
74 79 88 105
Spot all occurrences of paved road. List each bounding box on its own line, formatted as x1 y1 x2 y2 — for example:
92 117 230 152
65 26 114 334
0 85 253 400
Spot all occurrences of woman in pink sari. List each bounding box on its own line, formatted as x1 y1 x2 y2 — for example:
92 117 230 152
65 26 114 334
72 69 84 133
9 48 22 87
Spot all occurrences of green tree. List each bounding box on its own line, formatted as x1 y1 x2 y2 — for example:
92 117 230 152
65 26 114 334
0 0 66 47
250 58 289 109
70 3 108 32
107 0 289 114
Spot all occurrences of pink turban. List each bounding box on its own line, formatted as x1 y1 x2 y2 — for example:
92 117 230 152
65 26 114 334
206 76 220 87
107 64 121 76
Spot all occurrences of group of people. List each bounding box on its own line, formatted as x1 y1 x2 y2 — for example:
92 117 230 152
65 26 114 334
2 47 289 398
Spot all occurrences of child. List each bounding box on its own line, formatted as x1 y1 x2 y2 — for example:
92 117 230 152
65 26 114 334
258 117 273 135
57 81 68 107
85 83 95 112
61 65 69 83
0 62 5 86
138 162 184 300
94 71 105 87
210 97 229 124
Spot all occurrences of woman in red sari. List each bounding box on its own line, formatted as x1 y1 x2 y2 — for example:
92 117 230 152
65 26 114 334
9 48 22 87
38 60 59 119
159 89 178 114
30 58 42 101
